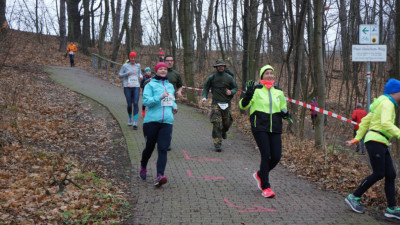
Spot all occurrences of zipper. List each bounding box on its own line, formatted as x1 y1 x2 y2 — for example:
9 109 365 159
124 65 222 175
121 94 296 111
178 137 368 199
162 80 167 123
268 88 273 132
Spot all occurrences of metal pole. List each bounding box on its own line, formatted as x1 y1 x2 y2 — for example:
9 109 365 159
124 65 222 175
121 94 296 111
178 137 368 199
367 61 371 113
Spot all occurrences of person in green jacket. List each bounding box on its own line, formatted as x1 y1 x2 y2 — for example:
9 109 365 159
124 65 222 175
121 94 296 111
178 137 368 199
239 65 292 198
202 59 238 152
345 78 400 220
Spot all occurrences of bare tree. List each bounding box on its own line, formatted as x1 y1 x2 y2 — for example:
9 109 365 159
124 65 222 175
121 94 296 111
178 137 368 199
195 0 214 72
178 0 196 103
58 0 67 51
160 0 172 50
0 0 5 27
66 0 81 41
214 0 224 59
80 0 90 54
111 0 122 53
98 0 109 56
313 0 326 148
266 0 284 63
131 0 142 49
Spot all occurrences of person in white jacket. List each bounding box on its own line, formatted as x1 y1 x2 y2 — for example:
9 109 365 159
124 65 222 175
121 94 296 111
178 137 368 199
118 52 143 129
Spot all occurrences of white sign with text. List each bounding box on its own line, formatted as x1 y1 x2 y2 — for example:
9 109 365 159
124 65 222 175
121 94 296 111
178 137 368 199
352 45 387 62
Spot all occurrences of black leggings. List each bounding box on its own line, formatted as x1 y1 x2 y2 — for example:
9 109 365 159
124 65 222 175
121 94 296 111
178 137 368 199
252 131 282 189
354 141 397 207
140 122 172 176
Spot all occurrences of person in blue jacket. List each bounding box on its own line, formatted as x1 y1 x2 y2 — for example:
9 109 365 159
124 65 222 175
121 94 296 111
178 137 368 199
139 62 178 187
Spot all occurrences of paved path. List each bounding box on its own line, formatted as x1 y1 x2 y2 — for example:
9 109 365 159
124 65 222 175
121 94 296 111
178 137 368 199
46 66 382 224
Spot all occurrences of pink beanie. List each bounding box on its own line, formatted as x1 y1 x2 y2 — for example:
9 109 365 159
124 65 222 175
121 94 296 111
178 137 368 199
155 62 167 73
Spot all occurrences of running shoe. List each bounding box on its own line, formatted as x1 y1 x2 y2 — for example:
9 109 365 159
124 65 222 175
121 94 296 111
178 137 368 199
262 188 275 198
253 172 262 191
345 194 365 213
154 174 167 187
133 121 138 130
215 146 222 152
139 166 147 180
385 206 400 220
222 132 227 139
127 118 133 126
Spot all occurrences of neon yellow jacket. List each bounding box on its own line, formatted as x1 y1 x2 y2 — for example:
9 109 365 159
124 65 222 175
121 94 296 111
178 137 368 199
355 94 400 146
239 85 287 133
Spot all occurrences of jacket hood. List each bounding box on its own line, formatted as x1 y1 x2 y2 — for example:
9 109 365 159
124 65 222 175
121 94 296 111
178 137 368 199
370 95 388 112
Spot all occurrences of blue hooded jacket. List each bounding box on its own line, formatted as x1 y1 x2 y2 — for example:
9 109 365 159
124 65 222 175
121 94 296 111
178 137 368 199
143 77 177 124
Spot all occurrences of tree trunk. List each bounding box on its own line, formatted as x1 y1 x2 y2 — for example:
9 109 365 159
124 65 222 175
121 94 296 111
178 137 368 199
195 0 214 72
80 0 90 55
178 0 197 104
131 0 142 49
59 0 67 52
160 0 172 50
66 0 81 42
123 0 131 56
98 0 109 57
111 0 122 52
313 0 326 148
241 0 250 95
0 0 6 27
90 0 95 46
214 0 225 59
266 0 284 63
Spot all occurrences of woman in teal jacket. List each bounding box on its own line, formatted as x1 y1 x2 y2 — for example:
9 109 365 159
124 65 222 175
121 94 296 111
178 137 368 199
345 79 400 220
239 65 291 198
139 62 178 188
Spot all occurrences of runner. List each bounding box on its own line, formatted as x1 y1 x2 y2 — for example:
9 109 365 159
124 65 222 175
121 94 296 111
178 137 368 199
202 59 238 152
118 51 142 129
66 42 78 67
345 78 400 220
239 64 292 198
158 48 165 62
310 97 318 130
351 103 367 154
140 67 152 117
139 62 178 187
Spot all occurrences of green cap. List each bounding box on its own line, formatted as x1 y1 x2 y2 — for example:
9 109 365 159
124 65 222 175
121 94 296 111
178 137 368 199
259 65 274 78
214 59 226 67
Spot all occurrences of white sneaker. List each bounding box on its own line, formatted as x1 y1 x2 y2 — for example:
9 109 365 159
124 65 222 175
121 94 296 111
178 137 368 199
127 118 133 126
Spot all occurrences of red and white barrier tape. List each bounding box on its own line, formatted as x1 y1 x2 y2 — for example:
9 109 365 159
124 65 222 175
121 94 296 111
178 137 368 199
182 86 357 125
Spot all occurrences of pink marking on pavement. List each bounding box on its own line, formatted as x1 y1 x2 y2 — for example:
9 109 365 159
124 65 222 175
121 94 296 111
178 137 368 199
187 170 225 180
182 150 222 162
223 198 276 213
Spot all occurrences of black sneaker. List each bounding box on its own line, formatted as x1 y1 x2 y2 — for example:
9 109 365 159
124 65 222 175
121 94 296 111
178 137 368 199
345 194 365 214
222 132 227 139
133 125 138 130
385 206 400 220
167 146 172 151
215 147 222 152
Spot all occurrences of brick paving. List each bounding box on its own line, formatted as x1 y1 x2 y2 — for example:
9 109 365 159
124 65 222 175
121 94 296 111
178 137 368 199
46 66 384 224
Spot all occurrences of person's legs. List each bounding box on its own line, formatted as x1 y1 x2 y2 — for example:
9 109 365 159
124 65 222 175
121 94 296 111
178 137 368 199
132 87 140 127
155 124 173 176
252 131 272 190
353 142 388 197
221 108 233 139
124 87 134 125
140 122 159 169
210 105 223 151
383 149 397 207
268 133 282 172
69 54 74 67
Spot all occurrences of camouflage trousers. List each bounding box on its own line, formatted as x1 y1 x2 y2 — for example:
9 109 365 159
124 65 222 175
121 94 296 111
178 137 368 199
210 104 233 148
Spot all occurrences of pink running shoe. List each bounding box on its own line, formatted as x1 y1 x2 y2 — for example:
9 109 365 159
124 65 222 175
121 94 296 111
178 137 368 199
154 174 167 187
262 188 275 198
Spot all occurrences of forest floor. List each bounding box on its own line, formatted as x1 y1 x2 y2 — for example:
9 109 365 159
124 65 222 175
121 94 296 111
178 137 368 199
0 29 399 224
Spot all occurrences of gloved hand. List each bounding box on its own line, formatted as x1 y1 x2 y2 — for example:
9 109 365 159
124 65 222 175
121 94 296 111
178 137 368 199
202 98 206 103
160 92 169 99
281 109 293 124
245 80 255 98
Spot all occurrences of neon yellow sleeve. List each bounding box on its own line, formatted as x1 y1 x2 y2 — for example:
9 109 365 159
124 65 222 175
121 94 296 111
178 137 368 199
380 101 400 138
354 113 373 141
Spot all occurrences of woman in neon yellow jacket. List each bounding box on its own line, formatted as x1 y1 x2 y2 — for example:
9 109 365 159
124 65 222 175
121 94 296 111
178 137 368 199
345 78 400 220
239 65 291 198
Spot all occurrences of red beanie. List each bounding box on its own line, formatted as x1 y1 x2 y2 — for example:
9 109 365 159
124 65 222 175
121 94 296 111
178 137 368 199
155 62 167 73
129 52 136 58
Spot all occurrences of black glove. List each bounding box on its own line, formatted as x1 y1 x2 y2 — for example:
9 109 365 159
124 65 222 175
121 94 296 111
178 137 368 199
245 80 255 98
281 109 293 123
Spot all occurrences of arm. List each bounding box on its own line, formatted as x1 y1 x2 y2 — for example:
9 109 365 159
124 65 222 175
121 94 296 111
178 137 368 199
229 77 238 95
354 112 373 141
118 64 130 78
380 101 400 138
351 110 357 121
202 75 212 100
176 74 183 97
142 84 162 107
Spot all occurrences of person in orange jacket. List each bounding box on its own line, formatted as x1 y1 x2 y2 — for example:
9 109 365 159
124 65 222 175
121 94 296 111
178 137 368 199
66 42 78 67
351 103 367 154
